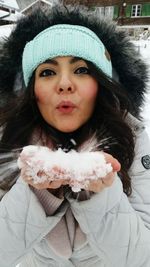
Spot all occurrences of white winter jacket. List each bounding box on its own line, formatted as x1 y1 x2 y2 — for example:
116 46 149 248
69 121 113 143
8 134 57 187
0 115 150 267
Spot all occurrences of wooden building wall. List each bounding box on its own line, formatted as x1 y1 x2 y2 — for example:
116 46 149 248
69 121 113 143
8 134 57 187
63 0 150 26
64 0 149 6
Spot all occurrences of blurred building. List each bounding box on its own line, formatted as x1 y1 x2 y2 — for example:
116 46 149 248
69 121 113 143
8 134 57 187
1 0 149 38
64 1 150 26
0 0 20 25
63 1 150 39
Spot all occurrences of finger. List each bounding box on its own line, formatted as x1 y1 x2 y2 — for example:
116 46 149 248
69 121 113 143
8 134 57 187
27 180 50 189
103 153 121 172
101 172 115 186
111 159 121 172
86 172 116 193
62 179 70 185
86 179 105 193
47 180 63 189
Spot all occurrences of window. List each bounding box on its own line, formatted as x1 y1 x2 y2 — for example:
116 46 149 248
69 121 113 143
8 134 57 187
131 4 142 17
96 6 114 19
96 7 105 17
105 6 114 19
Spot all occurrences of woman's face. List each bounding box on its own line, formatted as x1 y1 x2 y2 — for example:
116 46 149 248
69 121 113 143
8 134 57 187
34 56 98 133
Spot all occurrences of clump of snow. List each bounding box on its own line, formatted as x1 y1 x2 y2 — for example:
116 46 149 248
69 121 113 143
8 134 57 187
18 145 112 192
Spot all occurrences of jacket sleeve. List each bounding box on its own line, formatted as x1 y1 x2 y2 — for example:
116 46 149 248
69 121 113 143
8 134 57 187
0 177 66 267
128 126 150 229
66 126 150 267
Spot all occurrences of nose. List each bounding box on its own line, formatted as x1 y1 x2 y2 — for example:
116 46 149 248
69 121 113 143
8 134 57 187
57 74 75 94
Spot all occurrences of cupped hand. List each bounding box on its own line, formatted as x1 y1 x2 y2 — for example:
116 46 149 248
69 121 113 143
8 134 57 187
20 152 121 193
21 166 69 190
85 152 121 193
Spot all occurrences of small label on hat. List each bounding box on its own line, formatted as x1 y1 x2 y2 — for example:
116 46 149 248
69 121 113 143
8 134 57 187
141 155 150 169
105 49 111 61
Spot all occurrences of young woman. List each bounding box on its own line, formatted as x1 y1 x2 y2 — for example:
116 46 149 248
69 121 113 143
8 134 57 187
0 4 150 267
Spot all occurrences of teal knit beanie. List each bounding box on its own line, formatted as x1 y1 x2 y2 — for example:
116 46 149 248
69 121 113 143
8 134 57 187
22 24 112 86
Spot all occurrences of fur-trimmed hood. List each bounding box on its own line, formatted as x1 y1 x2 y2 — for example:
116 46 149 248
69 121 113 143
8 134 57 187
0 4 149 116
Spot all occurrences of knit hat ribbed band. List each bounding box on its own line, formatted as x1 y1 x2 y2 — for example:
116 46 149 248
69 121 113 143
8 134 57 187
22 24 112 86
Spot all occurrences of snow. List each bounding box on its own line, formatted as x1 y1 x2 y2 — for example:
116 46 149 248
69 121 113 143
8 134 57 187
0 0 20 23
0 10 22 22
0 0 19 10
0 24 15 39
18 145 112 192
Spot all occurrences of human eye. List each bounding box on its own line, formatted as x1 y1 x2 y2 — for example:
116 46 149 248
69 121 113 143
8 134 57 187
39 69 56 77
75 67 91 75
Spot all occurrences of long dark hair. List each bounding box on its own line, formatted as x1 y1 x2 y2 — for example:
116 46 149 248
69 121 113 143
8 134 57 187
0 61 134 196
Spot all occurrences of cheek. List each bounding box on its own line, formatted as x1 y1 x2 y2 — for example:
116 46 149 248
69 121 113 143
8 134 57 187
34 85 50 104
83 80 98 102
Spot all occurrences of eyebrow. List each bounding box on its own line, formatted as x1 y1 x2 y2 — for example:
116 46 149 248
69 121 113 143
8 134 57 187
70 57 84 64
44 59 58 65
44 57 85 65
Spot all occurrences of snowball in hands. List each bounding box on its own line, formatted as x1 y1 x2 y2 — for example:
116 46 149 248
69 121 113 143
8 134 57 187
17 145 112 192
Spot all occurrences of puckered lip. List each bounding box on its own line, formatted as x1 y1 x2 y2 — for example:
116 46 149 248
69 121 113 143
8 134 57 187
56 100 76 109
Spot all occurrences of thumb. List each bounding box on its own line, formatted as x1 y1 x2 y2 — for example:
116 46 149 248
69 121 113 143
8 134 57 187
103 152 121 172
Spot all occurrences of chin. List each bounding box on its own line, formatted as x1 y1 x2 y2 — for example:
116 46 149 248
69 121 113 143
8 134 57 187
58 128 78 133
56 125 80 133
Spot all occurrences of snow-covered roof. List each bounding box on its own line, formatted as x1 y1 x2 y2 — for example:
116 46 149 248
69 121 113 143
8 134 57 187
0 0 19 10
22 0 53 13
0 0 20 22
0 10 22 22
